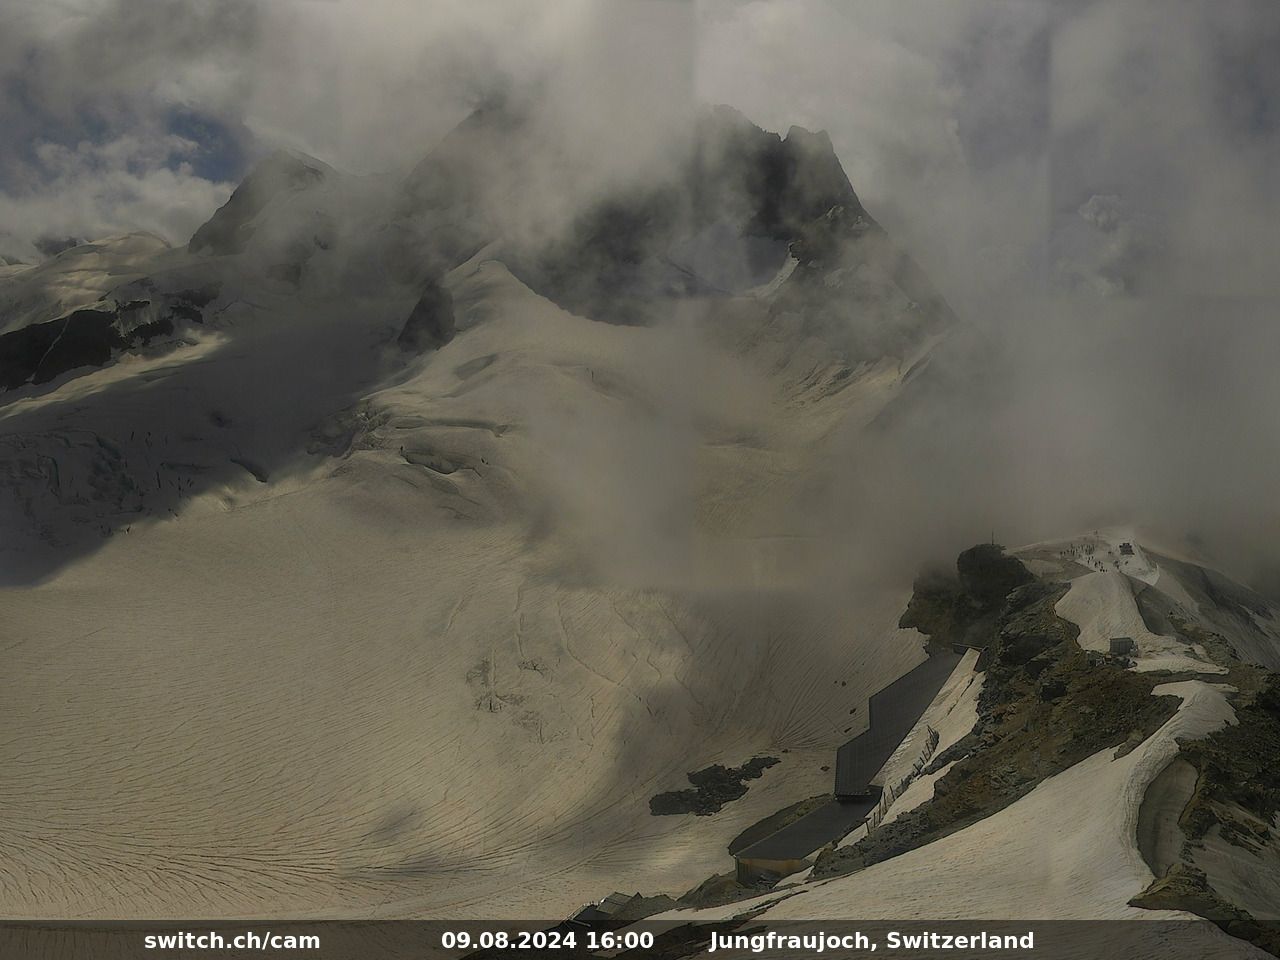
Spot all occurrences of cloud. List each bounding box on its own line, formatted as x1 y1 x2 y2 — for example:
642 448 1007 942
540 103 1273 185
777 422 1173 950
694 0 1280 587
4 0 1279 587
0 0 257 256
1 0 703 255
5 0 1276 294
0 133 233 262
1053 194 1158 297
696 0 1052 316
1050 0 1280 297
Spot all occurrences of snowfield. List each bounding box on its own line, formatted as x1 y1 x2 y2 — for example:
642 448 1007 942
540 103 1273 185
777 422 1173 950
646 682 1262 957
0 249 929 918
1057 570 1227 675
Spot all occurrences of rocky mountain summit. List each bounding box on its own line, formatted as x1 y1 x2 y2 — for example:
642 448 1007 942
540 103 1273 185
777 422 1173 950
3 100 1275 956
0 104 952 396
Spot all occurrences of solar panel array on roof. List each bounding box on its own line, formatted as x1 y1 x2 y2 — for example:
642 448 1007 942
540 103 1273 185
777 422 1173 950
732 651 966 870
834 650 961 797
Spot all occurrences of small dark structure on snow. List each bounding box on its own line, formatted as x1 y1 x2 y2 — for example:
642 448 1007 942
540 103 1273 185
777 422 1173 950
1110 637 1136 656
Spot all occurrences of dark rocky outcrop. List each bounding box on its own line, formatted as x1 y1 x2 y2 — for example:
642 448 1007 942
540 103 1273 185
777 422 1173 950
816 550 1180 881
1178 671 1280 843
396 101 956 351
897 569 985 649
957 543 1036 609
650 757 780 816
397 278 456 352
189 151 327 256
687 106 865 242
1149 553 1280 670
0 288 215 391
1131 864 1279 956
1122 637 1280 956
508 107 877 327
898 543 1034 650
387 98 527 284
1 308 131 390
33 235 86 258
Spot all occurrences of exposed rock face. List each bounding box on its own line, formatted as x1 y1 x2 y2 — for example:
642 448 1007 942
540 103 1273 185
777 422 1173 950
33 236 86 258
0 308 135 391
0 233 173 337
818 554 1181 881
396 278 455 352
395 102 956 356
689 107 865 241
957 543 1036 610
898 571 986 649
1131 864 1276 953
0 287 216 391
728 794 831 855
899 544 1034 649
1177 670 1280 850
649 757 781 816
401 96 527 204
1151 552 1280 670
506 106 882 327
189 151 328 256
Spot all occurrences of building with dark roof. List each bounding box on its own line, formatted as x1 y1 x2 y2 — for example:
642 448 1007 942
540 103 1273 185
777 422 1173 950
733 650 966 882
1110 637 1136 656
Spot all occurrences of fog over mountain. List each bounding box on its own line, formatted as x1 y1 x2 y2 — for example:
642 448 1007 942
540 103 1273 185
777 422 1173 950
4 0 1279 587
2 1 1279 952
